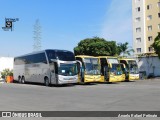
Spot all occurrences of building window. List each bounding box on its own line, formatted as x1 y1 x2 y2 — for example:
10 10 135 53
148 47 153 52
148 36 153 41
147 4 152 10
136 38 141 43
158 2 160 7
136 27 141 33
148 26 152 31
158 24 160 29
135 17 141 22
136 7 140 12
137 48 141 53
147 15 152 20
158 13 160 18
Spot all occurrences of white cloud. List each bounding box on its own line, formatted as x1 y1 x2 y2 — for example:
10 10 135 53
101 0 132 45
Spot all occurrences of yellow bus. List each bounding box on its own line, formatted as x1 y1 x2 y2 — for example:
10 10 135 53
119 58 139 81
76 55 101 83
98 56 124 83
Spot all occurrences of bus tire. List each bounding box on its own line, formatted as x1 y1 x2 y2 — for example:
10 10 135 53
44 77 50 87
21 76 25 84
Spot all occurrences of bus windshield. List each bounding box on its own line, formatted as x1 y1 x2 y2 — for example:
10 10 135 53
58 63 77 76
56 51 75 61
46 50 75 62
107 58 119 64
120 64 127 74
128 60 139 74
110 63 122 75
84 58 101 75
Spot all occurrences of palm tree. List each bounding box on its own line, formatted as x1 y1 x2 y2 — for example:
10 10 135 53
152 32 160 58
117 42 134 57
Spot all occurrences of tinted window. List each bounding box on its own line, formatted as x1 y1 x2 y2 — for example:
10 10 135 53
46 50 75 62
56 51 75 61
35 53 47 63
29 53 47 64
46 50 56 63
14 57 26 65
14 53 47 65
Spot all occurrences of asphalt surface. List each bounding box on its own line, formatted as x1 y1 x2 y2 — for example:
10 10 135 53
0 78 160 120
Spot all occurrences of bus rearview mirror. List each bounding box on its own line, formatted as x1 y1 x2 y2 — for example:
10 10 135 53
109 63 112 68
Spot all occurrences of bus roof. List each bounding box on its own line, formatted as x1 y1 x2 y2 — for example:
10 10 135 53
98 56 118 59
75 55 98 58
14 49 73 58
119 58 136 61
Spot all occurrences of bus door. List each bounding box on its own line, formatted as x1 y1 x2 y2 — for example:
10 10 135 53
100 58 109 82
104 65 109 82
76 60 84 82
120 63 126 81
50 62 57 84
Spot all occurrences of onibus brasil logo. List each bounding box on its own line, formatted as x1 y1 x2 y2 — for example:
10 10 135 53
2 18 19 31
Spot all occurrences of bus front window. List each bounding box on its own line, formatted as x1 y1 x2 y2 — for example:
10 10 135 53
129 64 139 74
58 63 78 76
84 58 100 75
128 61 139 74
110 64 122 75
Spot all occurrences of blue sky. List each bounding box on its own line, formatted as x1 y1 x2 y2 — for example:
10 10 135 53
0 0 132 57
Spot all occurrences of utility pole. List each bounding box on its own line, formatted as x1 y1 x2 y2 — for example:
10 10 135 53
33 19 42 51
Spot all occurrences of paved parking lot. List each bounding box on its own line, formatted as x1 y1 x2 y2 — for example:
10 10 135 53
0 78 160 119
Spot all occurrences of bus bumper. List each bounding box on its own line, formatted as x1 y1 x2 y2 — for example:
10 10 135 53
84 75 101 83
57 75 78 84
129 74 139 80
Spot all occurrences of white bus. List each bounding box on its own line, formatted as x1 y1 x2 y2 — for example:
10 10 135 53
13 49 78 86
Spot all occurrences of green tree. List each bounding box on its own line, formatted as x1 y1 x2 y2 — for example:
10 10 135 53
117 42 134 57
1 69 13 79
152 32 160 58
74 37 118 56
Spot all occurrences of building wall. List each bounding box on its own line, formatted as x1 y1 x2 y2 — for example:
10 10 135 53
132 0 160 54
137 56 160 77
145 0 160 53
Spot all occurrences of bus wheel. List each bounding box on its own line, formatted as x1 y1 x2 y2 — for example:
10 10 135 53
44 77 50 87
21 77 25 84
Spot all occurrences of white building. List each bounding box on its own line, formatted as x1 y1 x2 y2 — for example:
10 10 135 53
0 57 14 77
132 0 160 54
